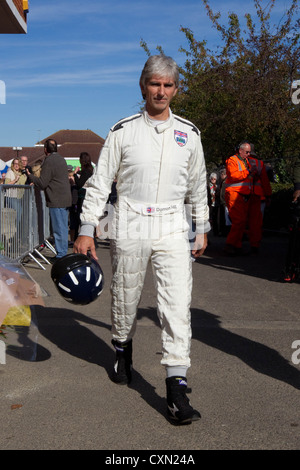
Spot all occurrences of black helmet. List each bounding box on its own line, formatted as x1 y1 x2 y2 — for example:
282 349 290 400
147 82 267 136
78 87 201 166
51 253 104 305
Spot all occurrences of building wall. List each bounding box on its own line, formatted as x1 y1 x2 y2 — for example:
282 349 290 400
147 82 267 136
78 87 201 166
0 0 28 33
13 0 27 22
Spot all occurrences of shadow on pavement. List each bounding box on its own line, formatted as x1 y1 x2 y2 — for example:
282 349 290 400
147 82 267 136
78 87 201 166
199 232 294 283
191 309 300 391
17 305 169 421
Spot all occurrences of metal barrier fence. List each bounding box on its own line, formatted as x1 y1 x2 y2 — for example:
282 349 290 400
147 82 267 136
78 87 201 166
0 185 55 268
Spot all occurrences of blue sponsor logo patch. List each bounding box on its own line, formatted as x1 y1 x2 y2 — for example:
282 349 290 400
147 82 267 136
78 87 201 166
174 130 188 147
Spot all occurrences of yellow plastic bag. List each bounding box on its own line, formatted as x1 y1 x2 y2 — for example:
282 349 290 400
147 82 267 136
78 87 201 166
0 255 44 326
2 305 31 327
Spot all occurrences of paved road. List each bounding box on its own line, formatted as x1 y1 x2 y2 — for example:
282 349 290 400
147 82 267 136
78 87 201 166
1 232 299 451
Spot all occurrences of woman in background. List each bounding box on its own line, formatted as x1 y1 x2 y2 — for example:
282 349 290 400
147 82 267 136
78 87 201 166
70 152 93 240
4 157 27 228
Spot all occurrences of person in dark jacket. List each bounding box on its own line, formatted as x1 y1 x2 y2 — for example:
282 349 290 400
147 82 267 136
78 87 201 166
27 139 72 260
71 152 94 239
20 155 32 185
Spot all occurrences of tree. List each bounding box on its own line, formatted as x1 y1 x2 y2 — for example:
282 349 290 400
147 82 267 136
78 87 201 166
142 0 300 179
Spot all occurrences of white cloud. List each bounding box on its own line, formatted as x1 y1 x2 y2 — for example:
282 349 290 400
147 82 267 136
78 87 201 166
6 64 141 89
1 40 140 71
29 0 171 23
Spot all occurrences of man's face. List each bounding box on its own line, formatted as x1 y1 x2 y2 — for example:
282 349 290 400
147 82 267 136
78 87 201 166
141 75 178 120
21 156 28 167
239 144 251 159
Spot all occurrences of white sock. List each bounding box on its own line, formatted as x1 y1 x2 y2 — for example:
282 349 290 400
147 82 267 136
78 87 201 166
166 366 188 378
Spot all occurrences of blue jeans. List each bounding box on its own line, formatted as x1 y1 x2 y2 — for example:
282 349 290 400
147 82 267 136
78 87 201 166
49 207 69 258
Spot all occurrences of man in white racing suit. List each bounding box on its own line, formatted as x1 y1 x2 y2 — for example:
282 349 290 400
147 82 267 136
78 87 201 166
74 55 210 424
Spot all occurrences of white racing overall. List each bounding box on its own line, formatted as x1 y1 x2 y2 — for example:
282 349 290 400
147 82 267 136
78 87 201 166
80 110 210 368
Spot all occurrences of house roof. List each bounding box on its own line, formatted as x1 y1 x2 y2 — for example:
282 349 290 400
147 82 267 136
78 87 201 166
0 0 27 34
57 142 103 164
0 129 105 166
0 147 44 165
40 129 105 145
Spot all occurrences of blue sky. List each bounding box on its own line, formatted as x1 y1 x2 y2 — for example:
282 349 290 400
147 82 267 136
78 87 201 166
0 0 293 148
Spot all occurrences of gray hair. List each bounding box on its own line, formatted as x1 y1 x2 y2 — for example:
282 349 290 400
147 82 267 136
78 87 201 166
139 55 180 91
239 141 251 150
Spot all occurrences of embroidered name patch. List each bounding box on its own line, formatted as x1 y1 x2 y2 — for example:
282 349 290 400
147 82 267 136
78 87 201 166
174 130 188 147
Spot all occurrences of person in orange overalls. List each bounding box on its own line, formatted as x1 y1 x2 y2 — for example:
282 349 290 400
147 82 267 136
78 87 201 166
224 141 271 255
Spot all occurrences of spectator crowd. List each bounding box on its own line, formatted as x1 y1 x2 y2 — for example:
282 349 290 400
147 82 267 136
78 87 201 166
1 137 298 261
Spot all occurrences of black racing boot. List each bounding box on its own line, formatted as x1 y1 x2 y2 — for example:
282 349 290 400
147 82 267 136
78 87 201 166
111 339 132 385
166 376 201 424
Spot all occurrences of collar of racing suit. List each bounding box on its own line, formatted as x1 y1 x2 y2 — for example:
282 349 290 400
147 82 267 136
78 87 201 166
143 109 174 134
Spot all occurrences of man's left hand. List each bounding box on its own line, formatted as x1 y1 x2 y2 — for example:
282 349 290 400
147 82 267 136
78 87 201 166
192 233 208 258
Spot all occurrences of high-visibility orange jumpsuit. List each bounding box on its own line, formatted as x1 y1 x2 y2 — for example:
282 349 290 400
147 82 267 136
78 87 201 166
225 154 272 249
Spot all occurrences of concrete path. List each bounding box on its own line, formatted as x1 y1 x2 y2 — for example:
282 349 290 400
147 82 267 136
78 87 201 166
0 232 299 451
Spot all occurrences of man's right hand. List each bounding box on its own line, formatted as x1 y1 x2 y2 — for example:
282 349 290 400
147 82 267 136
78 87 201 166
73 235 98 260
